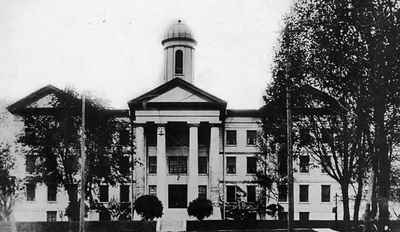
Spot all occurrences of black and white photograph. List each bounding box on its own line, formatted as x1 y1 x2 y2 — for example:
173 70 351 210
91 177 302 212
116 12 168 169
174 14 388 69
1 0 400 231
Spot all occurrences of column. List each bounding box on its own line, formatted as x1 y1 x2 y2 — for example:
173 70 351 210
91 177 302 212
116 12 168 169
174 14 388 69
188 123 199 202
209 125 221 219
156 125 167 208
134 125 146 198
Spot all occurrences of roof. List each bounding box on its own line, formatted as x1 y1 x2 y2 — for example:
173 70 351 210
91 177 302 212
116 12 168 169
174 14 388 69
128 78 227 113
7 85 73 114
7 85 129 118
162 19 196 45
260 84 345 117
104 109 129 118
226 109 262 118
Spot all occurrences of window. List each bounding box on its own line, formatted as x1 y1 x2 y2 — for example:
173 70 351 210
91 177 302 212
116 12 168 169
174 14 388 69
321 128 333 143
278 148 287 176
247 157 257 174
175 50 183 74
300 128 313 145
119 130 129 146
47 184 57 202
247 186 256 203
299 155 310 173
226 130 237 145
25 155 35 173
120 185 130 202
46 211 57 222
299 185 309 202
247 130 257 145
120 155 130 175
198 126 210 146
321 155 331 173
226 186 236 202
26 183 35 201
69 184 78 201
166 124 189 146
168 185 187 208
299 212 309 222
198 157 208 174
321 185 331 202
148 156 157 174
149 185 157 196
24 127 37 145
226 157 236 174
168 156 187 174
278 184 287 202
198 185 207 199
99 185 109 202
146 126 157 146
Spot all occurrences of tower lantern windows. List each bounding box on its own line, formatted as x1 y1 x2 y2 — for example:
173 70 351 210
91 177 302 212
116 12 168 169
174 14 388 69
175 50 183 75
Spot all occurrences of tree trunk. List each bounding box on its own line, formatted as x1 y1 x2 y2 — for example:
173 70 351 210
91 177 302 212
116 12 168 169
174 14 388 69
341 183 351 232
371 170 378 218
374 94 390 231
353 176 363 224
66 184 79 221
258 186 266 220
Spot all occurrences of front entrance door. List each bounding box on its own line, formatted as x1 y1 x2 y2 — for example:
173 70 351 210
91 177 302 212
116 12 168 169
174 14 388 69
168 185 187 208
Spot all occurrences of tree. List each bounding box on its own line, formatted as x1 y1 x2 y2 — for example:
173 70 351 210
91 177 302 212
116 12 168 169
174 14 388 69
134 195 163 221
187 198 213 220
256 128 288 220
0 103 24 222
0 143 17 222
224 200 255 221
262 79 368 230
91 198 131 221
65 199 89 220
265 203 284 219
13 88 132 221
266 0 400 229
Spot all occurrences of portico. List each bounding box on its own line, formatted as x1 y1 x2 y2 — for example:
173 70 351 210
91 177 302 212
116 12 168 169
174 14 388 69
129 76 227 219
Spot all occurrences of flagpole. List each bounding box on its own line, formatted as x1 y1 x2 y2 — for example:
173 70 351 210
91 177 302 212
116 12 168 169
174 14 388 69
79 95 86 232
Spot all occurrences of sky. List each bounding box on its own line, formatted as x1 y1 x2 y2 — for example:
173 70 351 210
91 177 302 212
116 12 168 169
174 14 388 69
0 0 293 109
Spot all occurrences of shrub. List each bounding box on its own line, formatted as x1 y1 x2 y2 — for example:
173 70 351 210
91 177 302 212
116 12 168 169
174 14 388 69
187 198 213 220
134 195 163 221
225 201 256 221
266 203 284 218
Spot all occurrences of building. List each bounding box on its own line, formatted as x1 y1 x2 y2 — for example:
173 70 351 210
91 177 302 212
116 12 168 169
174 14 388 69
8 20 346 223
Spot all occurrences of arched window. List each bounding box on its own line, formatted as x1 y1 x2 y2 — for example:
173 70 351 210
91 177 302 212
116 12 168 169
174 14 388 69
175 50 183 74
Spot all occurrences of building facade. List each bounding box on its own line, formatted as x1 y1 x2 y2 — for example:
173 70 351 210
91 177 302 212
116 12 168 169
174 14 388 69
9 20 348 222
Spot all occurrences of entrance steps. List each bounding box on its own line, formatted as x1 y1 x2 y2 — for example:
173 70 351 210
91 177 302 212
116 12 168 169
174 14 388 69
158 209 188 232
158 218 186 232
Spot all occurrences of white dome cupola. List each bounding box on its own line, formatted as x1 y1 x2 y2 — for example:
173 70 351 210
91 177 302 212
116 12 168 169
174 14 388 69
162 19 196 83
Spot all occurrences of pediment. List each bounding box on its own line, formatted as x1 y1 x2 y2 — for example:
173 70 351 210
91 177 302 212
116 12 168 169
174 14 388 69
128 78 227 111
7 85 67 114
149 86 208 103
26 93 59 108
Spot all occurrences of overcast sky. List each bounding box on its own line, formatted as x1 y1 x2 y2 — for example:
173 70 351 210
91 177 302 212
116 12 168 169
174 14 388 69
0 0 293 109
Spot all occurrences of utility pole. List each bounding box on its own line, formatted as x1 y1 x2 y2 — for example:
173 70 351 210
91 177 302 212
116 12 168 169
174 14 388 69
285 24 294 231
79 95 86 232
285 23 303 232
286 74 294 232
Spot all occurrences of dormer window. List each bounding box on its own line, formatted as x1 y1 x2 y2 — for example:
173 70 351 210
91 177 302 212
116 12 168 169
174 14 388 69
175 50 183 74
